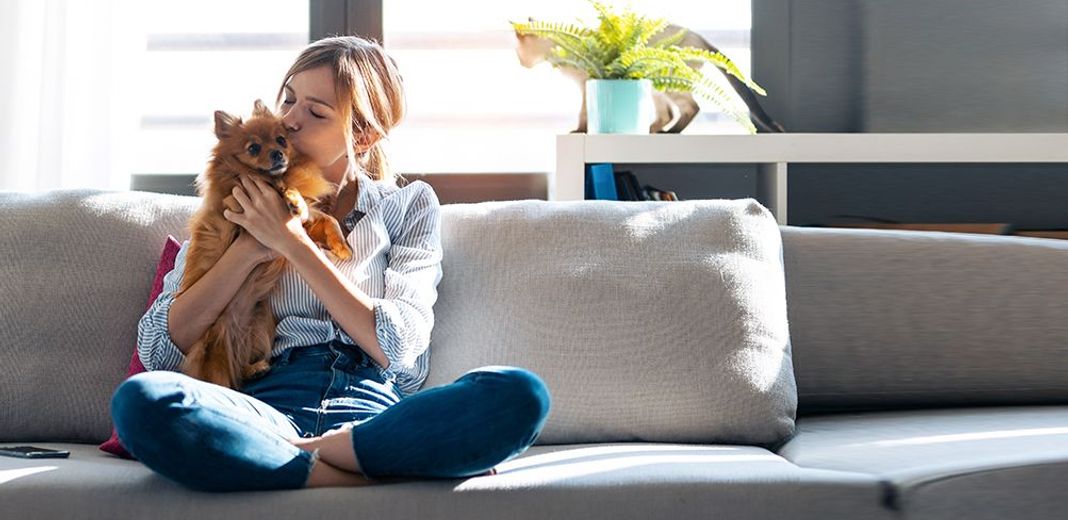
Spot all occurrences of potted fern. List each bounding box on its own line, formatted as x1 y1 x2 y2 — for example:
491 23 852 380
511 0 767 134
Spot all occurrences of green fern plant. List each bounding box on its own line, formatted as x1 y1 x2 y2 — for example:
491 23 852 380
511 0 766 134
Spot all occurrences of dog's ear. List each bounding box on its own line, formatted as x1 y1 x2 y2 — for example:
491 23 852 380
214 110 241 139
253 99 272 118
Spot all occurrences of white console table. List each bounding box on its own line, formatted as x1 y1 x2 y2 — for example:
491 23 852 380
554 133 1068 224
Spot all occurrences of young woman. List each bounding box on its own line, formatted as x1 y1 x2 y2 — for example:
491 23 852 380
110 36 551 492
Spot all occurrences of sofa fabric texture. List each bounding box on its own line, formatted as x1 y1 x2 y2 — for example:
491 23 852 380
423 198 797 447
0 191 199 443
781 226 1068 414
3 189 1067 520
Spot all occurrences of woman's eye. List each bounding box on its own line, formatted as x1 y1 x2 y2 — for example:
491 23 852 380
310 110 325 119
276 136 287 147
282 99 294 105
248 143 261 156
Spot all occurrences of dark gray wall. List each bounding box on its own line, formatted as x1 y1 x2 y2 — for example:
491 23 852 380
652 0 1068 229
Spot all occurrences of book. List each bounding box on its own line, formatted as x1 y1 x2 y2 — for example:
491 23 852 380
623 171 646 201
613 170 643 201
585 163 618 200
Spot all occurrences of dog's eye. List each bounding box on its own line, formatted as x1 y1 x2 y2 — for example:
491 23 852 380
276 136 287 148
248 143 261 156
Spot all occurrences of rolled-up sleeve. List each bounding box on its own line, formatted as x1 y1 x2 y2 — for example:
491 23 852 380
136 240 190 372
372 183 444 376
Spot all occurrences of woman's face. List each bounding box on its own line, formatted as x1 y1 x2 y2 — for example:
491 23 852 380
279 66 348 170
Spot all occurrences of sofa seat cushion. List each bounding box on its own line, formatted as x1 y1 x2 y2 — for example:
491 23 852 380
776 405 1068 519
0 442 892 520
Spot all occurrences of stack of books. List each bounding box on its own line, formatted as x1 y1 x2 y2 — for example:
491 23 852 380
585 163 679 201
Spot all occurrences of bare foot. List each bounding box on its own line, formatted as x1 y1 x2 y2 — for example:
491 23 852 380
304 451 375 488
289 429 498 480
290 426 363 473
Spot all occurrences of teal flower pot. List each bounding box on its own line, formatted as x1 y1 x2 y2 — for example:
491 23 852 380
585 79 655 134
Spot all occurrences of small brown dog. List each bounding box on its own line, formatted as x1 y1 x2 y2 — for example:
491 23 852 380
177 99 352 390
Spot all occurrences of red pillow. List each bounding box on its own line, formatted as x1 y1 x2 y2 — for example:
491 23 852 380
99 235 182 459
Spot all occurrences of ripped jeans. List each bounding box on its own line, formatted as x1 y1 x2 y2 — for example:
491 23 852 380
110 340 551 492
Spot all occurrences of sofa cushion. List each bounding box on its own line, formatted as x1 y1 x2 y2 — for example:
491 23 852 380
98 235 182 459
0 190 199 443
425 199 796 447
2 442 892 520
781 226 1068 414
776 405 1068 518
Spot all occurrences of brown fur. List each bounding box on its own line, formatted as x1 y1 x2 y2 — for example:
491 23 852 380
177 99 353 390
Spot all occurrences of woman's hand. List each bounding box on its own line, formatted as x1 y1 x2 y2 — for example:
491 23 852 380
231 231 279 266
224 175 309 258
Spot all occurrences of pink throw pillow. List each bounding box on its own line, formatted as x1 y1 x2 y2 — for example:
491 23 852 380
99 235 182 459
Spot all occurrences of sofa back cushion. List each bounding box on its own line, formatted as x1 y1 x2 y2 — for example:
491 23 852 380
425 199 797 447
0 190 797 449
781 226 1068 415
0 190 198 443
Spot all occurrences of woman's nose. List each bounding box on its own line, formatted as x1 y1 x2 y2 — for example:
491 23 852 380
281 110 299 132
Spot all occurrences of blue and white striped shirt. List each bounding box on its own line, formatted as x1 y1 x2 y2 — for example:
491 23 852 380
137 171 443 398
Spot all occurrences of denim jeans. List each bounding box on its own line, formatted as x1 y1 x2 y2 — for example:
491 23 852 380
110 340 552 492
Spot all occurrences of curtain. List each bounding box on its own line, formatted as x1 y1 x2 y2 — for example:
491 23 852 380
0 0 145 192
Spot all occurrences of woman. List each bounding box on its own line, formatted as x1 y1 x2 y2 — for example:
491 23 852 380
110 36 551 492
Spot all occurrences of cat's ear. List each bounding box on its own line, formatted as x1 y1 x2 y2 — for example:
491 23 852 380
214 110 241 139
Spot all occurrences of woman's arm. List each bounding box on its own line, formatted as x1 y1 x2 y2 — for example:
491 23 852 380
166 234 268 354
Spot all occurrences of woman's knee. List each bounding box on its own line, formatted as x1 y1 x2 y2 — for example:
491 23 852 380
466 366 551 423
110 371 188 433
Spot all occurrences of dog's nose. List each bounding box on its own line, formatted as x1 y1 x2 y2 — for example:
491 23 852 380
270 150 284 163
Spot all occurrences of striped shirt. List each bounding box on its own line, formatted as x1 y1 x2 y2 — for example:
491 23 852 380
137 171 444 398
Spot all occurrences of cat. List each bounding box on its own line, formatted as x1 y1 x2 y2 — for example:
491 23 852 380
515 18 785 134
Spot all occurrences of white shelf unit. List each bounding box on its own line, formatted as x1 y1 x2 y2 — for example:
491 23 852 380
554 133 1068 224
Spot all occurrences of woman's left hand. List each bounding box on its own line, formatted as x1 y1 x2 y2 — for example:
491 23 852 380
224 175 308 257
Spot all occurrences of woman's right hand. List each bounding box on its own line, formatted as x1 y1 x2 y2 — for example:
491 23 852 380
224 195 280 265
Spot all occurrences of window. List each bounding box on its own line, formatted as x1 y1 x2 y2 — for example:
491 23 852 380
132 0 752 179
382 0 752 175
136 0 309 176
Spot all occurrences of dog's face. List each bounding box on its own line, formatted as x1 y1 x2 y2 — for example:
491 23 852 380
213 99 291 177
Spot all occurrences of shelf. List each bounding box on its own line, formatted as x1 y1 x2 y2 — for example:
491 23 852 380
553 133 1068 224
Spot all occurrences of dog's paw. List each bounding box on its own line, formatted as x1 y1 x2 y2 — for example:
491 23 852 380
332 243 353 261
283 189 309 221
242 359 272 380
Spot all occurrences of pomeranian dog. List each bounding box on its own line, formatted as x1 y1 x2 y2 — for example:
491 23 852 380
177 99 353 390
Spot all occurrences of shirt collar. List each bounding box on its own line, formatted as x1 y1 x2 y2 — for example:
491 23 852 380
352 169 375 216
342 168 385 231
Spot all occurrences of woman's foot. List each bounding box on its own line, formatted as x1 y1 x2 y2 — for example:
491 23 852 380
304 450 375 488
289 428 498 479
289 425 362 473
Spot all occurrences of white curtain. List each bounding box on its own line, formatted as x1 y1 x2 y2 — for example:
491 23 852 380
0 0 145 193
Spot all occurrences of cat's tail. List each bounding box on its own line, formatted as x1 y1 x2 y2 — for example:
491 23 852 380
691 33 787 133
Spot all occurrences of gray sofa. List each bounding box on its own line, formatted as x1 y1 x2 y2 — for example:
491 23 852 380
2 189 1066 519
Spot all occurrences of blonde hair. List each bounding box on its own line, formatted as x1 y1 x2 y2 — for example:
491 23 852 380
276 36 406 185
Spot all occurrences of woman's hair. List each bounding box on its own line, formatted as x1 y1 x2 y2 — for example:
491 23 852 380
275 36 406 185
